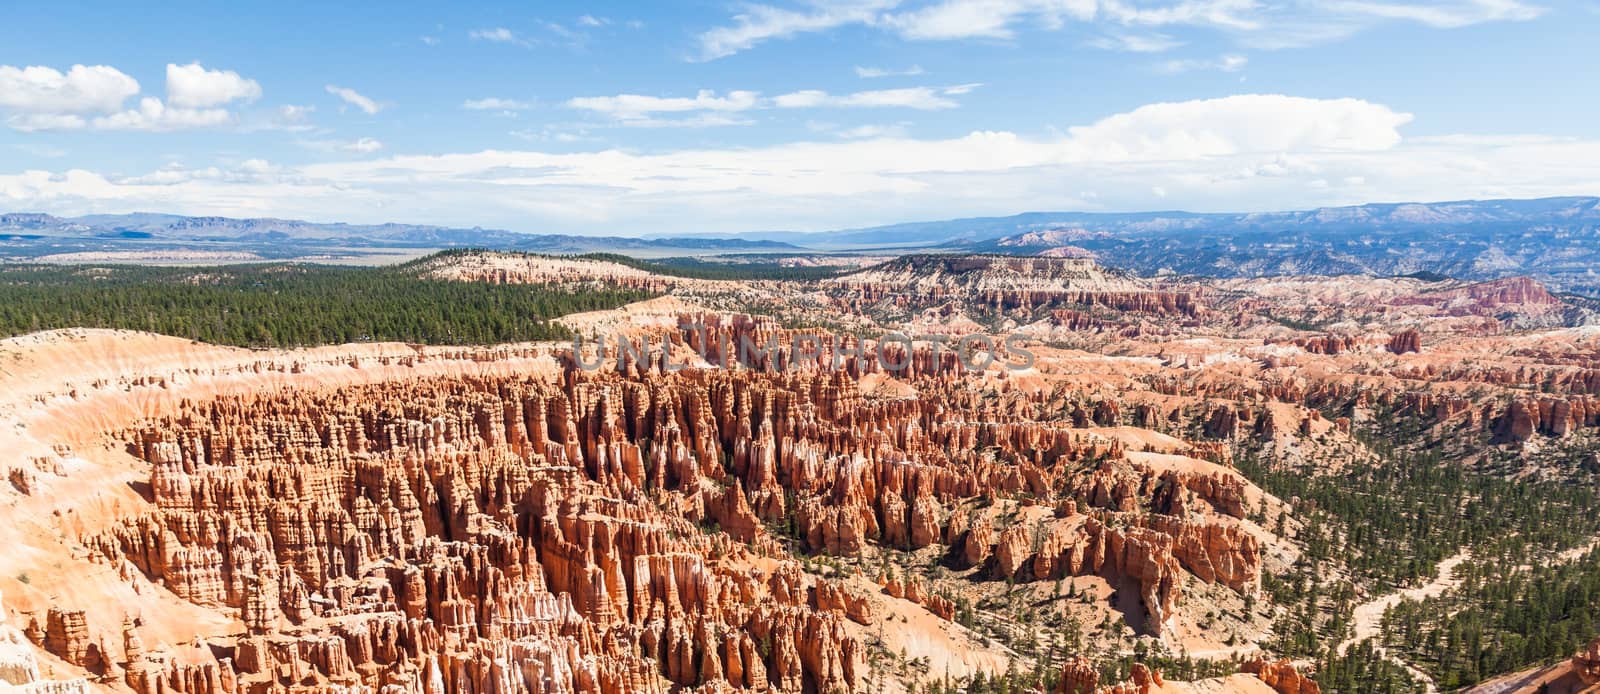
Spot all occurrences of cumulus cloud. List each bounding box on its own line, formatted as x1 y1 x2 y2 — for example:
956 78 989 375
0 64 140 114
165 62 261 108
90 97 232 132
7 91 1595 246
325 85 382 114
1059 94 1411 158
1 62 259 132
0 94 1475 233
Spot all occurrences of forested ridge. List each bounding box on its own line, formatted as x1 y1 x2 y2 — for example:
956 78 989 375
1234 409 1600 692
0 258 650 347
1380 544 1600 689
422 248 848 281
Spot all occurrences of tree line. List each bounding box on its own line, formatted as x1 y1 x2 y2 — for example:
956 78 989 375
0 260 649 348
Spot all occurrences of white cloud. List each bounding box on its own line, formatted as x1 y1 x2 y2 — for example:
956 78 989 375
342 137 384 153
297 137 386 154
9 102 233 133
239 104 315 133
6 113 89 132
570 84 979 121
90 97 232 132
882 0 1093 39
463 97 532 111
775 84 979 109
0 94 1474 235
511 125 590 143
325 85 382 114
1324 0 1543 28
1097 0 1262 30
567 90 761 120
0 62 268 132
1157 53 1248 72
278 104 314 122
0 64 140 114
577 14 608 26
470 27 521 42
696 0 898 60
617 114 756 128
165 62 261 108
1090 32 1183 51
695 0 1542 57
838 123 910 138
1059 94 1410 158
855 64 926 77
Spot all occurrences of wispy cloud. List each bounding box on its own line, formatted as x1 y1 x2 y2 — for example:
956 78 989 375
1324 0 1544 28
567 84 979 125
342 137 384 153
775 84 979 110
566 90 762 120
470 22 595 49
616 113 756 128
695 0 897 60
298 136 385 154
694 0 1546 57
325 85 382 114
1089 32 1184 52
855 64 925 78
511 125 590 143
239 104 317 133
839 123 910 138
463 97 532 111
1156 53 1248 73
469 27 524 44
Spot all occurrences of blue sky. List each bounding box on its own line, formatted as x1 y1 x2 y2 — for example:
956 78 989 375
2 0 1598 235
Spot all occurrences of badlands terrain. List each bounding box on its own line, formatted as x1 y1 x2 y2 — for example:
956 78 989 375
2 251 1600 694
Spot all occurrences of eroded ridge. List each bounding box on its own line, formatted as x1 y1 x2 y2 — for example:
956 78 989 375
34 329 1271 693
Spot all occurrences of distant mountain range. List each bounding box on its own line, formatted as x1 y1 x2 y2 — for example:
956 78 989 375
684 196 1600 247
0 212 797 260
701 197 1600 294
4 198 1600 295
